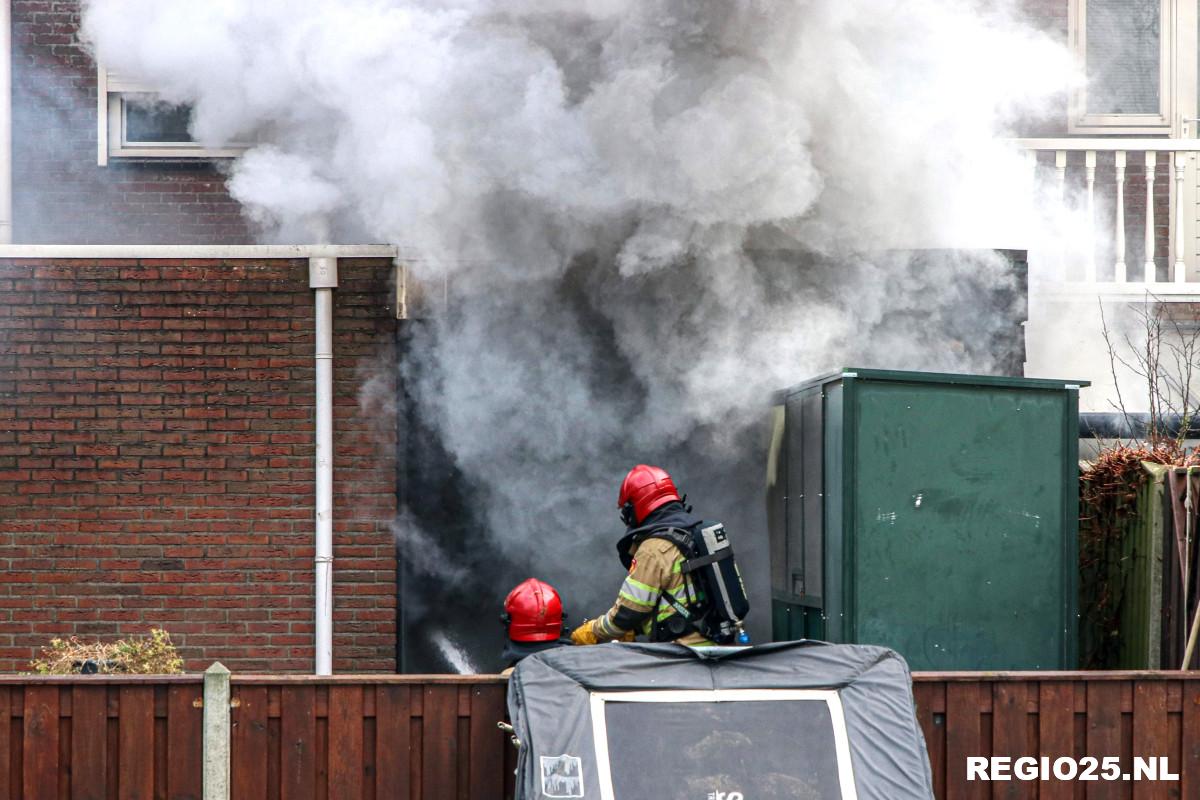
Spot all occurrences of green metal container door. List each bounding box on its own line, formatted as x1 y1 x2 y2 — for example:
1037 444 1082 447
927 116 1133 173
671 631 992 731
769 369 1086 670
850 379 1076 669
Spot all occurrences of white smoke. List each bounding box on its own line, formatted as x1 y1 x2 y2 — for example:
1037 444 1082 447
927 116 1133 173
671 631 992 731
83 1 1068 258
82 0 1075 663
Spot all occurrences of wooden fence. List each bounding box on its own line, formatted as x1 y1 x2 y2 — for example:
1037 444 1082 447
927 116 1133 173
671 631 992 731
912 672 1200 800
226 675 513 800
0 674 513 800
0 674 204 800
1 671 1198 799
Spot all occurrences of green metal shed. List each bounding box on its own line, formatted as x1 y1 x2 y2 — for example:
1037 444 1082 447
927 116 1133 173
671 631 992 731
767 368 1087 670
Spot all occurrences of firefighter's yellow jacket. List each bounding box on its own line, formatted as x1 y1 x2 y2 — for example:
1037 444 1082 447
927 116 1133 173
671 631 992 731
586 536 709 646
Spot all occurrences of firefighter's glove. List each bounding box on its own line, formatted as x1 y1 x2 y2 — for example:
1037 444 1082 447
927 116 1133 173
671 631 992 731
570 621 600 646
619 630 636 642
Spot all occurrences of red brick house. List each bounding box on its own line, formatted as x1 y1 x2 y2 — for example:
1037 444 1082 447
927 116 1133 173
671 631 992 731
0 0 403 672
0 0 1196 674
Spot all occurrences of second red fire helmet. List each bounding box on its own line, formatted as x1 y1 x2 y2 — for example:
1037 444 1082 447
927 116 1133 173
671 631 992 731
618 464 681 526
503 578 564 642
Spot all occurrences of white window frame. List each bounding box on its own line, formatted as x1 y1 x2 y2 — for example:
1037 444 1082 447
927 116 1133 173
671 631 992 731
1068 0 1174 133
587 688 859 800
97 66 247 165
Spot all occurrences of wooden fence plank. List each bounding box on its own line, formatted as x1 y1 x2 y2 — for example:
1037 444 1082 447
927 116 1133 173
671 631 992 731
328 686 364 800
422 686 458 800
944 682 984 800
912 682 946 800
119 686 155 800
1039 681 1076 800
1182 680 1200 800
1084 681 1124 800
468 684 507 800
0 688 10 800
280 686 316 800
375 685 410 800
992 682 1033 800
166 685 202 800
23 686 59 800
70 687 107 800
232 686 269 800
1131 681 1171 800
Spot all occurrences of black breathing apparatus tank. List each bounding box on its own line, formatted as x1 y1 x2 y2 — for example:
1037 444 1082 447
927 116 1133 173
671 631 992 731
647 521 751 644
694 522 751 640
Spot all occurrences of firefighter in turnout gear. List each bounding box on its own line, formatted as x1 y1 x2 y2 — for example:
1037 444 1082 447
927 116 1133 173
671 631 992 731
571 465 713 647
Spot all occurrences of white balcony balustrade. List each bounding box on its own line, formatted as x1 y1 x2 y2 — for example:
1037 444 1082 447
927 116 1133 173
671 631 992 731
1015 139 1200 293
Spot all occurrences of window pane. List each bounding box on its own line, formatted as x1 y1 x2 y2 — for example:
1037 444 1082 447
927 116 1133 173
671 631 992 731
1086 0 1160 115
124 97 194 144
603 699 844 799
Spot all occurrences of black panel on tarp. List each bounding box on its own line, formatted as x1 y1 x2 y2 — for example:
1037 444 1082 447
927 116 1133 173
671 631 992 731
604 699 843 799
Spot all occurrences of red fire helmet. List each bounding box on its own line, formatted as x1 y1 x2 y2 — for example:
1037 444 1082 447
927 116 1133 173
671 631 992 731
618 464 681 525
503 578 564 642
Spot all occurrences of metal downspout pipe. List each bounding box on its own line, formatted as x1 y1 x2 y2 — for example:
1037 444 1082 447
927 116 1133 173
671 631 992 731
0 0 12 243
309 256 337 675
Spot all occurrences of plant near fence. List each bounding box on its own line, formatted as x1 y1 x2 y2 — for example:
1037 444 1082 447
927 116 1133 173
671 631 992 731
1080 446 1189 667
29 627 184 675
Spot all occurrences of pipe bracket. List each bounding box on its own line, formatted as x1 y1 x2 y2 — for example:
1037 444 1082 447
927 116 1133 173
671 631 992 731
308 256 338 288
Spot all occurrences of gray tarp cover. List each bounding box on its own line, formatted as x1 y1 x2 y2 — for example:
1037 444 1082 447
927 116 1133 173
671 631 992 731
507 640 933 799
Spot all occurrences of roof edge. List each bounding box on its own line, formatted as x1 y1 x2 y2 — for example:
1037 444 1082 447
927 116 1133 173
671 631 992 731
775 367 1090 400
0 243 403 259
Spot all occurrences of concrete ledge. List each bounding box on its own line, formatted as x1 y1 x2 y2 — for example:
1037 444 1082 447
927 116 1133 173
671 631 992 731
0 243 401 259
1033 280 1200 302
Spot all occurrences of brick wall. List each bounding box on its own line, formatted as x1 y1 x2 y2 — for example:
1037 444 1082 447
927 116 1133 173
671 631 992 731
11 0 251 244
0 257 398 672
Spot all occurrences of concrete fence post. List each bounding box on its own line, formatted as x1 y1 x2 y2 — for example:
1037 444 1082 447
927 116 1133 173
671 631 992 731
203 662 231 800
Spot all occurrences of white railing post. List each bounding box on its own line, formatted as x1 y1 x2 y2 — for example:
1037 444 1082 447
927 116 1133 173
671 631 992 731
1054 150 1068 281
1055 150 1067 201
1011 139 1200 285
1025 149 1038 213
1115 151 1127 282
1145 151 1157 282
1175 153 1188 283
1085 150 1097 282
